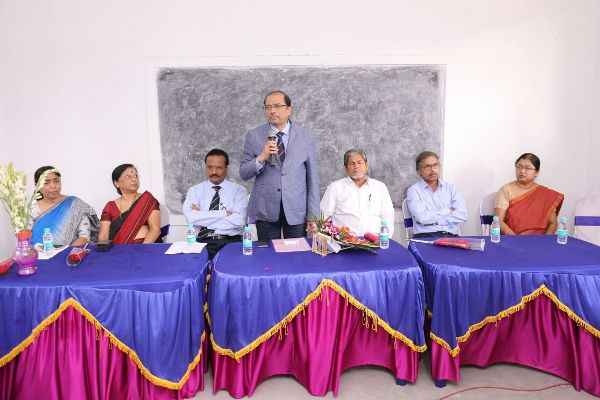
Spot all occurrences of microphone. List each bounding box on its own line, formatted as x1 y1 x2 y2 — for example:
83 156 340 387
268 130 277 166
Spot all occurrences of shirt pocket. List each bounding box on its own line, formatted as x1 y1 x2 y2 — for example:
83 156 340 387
337 192 359 214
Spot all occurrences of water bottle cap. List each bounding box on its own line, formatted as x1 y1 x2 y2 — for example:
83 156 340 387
560 216 567 223
44 227 51 233
381 220 388 226
187 223 193 228
244 225 251 232
492 216 499 221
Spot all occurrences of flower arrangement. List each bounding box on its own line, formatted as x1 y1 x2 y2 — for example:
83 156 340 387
311 213 380 252
0 163 58 233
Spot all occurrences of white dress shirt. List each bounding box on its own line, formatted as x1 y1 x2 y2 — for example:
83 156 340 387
320 176 395 237
183 179 248 236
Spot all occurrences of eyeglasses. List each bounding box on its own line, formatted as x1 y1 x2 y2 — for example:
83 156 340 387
347 160 366 167
515 164 536 171
263 104 288 111
420 163 440 171
122 173 139 181
206 165 225 171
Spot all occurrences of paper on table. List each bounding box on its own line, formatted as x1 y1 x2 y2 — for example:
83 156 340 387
164 241 207 254
272 238 311 253
36 245 69 260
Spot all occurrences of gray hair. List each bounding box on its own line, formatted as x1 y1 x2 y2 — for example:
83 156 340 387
415 151 439 171
343 148 368 166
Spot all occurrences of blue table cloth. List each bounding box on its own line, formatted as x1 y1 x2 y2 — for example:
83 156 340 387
409 235 600 353
209 240 426 358
0 244 209 388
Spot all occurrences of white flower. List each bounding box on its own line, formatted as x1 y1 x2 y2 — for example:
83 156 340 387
0 163 60 233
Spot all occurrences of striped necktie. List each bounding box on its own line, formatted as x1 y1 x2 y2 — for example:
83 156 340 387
197 185 222 240
209 186 221 211
276 131 286 163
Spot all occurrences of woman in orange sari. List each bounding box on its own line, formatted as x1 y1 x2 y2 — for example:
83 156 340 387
98 164 162 244
494 153 564 235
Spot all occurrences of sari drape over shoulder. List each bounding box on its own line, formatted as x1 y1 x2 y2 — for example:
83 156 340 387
101 191 160 244
31 196 100 246
505 185 564 235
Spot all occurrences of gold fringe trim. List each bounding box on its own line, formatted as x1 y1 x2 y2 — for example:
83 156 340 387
0 298 205 390
208 278 427 361
431 284 600 357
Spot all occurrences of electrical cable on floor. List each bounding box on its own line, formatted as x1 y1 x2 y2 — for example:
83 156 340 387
438 383 572 399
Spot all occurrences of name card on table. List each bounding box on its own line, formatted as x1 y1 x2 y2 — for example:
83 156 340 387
272 238 312 253
165 241 207 254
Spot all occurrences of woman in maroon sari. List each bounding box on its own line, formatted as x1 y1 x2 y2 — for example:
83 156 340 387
494 153 564 235
98 164 162 244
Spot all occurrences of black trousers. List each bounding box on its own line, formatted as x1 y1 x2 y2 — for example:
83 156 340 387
413 231 457 239
255 201 306 241
198 235 242 259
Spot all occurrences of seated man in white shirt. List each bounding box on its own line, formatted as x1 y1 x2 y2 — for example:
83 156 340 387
183 149 248 259
406 151 467 238
320 148 394 237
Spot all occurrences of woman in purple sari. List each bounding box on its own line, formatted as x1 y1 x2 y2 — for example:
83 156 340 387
31 166 99 246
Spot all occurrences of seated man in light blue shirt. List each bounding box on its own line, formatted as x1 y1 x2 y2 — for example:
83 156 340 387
406 151 467 238
183 149 248 259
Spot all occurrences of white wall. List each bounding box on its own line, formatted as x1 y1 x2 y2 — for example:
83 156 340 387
585 37 600 194
1 0 599 256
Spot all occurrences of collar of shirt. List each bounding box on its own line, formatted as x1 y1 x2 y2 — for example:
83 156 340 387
270 121 291 148
270 121 290 136
419 178 445 191
343 175 371 188
202 178 231 191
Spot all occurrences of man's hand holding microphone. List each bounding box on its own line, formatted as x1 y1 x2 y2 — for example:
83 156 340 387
258 131 278 166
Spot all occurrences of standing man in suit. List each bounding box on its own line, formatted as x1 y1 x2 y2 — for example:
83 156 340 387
240 90 319 240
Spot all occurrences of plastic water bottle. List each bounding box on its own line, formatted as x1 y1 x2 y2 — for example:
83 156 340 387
379 220 390 249
242 225 253 255
490 216 501 244
557 216 568 245
42 227 54 256
186 223 196 245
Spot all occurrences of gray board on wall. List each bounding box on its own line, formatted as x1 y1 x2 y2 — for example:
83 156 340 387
157 65 445 215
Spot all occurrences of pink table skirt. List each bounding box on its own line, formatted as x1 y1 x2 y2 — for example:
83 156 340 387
0 306 206 400
430 293 600 397
211 287 423 398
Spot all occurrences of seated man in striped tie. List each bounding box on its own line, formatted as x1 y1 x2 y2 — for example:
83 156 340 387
183 149 248 259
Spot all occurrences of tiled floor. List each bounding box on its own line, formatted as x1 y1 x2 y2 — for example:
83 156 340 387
197 354 597 399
